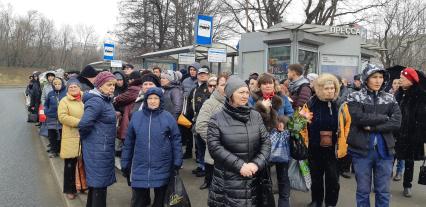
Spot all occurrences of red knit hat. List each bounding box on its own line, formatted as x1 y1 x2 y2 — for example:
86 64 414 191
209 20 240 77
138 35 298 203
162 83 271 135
401 68 419 84
95 71 116 89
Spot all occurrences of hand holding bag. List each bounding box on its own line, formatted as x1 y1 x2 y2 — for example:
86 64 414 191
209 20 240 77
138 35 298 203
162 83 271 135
289 134 309 161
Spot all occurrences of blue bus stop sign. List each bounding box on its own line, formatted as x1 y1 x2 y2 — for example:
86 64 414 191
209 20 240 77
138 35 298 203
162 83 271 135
103 43 114 60
195 15 213 46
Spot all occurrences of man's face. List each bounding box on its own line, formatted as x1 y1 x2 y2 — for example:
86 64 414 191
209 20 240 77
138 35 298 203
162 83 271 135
142 81 156 93
189 68 197 77
287 70 296 81
116 79 124 87
366 72 384 92
399 75 413 89
153 69 161 77
354 80 361 88
123 67 133 75
197 73 209 82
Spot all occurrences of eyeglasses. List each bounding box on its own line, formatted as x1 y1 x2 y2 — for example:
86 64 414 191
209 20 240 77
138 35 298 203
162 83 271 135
208 84 216 88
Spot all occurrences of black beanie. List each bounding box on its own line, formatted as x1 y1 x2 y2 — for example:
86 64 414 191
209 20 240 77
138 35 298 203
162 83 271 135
81 65 98 78
141 73 161 87
129 71 142 80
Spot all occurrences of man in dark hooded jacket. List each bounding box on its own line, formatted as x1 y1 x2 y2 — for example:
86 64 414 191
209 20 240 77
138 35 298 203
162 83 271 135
395 67 426 197
347 64 401 207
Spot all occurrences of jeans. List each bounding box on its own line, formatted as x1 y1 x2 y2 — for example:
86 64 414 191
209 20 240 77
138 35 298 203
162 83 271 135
131 186 167 207
352 149 393 207
271 162 290 207
395 159 405 174
195 134 206 170
309 147 340 206
63 158 77 194
403 160 414 188
86 187 107 207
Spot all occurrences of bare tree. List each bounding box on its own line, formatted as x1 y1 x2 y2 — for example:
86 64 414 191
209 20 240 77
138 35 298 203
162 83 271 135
370 0 426 68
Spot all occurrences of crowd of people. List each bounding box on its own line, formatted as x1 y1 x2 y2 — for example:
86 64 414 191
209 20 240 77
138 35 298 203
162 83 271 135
24 62 426 207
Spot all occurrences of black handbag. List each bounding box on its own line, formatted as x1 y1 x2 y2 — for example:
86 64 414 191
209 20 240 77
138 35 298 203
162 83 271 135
256 168 276 207
418 160 426 185
27 113 38 123
289 134 309 161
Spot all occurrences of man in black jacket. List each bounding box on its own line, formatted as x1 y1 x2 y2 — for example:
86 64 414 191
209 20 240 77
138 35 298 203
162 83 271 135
186 66 211 177
347 64 401 207
395 67 426 197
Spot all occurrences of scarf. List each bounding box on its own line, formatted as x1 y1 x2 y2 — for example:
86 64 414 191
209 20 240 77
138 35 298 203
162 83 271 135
223 100 251 123
288 76 309 94
262 91 275 100
72 93 81 101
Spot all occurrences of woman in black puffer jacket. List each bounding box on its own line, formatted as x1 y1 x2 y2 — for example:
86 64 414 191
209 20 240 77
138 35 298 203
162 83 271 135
207 76 271 207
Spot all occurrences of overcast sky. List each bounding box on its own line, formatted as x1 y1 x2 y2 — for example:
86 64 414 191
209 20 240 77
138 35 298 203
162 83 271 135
0 0 120 37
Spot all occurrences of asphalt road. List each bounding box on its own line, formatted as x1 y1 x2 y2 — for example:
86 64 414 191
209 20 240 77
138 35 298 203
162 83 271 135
0 88 64 207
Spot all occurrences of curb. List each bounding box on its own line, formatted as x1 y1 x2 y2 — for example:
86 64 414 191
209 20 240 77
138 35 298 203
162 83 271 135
38 133 85 207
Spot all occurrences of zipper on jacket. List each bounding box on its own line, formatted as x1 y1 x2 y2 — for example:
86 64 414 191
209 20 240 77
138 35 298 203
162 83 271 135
148 111 152 187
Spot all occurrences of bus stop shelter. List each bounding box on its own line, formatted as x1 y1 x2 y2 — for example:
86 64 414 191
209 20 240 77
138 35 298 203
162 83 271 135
136 43 238 74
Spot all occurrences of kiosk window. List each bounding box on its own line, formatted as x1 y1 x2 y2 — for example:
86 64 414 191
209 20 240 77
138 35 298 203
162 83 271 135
268 46 290 81
299 49 318 74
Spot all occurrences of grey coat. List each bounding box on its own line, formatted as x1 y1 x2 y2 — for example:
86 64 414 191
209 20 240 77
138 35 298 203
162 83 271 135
182 77 197 98
195 90 225 165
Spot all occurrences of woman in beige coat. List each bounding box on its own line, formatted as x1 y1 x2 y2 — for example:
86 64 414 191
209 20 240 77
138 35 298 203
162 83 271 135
195 73 228 190
58 78 84 200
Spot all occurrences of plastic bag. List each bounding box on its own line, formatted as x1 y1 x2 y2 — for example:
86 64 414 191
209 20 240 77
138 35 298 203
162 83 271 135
288 159 311 192
164 172 191 207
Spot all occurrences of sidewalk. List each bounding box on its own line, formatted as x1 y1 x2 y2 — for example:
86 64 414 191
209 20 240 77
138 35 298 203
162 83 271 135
37 127 426 207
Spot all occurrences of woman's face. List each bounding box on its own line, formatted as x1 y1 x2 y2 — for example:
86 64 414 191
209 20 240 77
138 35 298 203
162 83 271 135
99 80 116 96
53 80 62 91
208 80 217 93
399 75 413 89
322 83 336 100
392 79 400 90
147 94 160 109
67 85 81 96
260 82 274 94
160 77 170 87
231 86 250 107
249 79 258 92
217 77 227 96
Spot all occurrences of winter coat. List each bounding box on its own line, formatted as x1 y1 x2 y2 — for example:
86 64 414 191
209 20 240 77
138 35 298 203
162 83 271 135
58 92 84 159
207 101 271 207
346 87 401 157
182 62 201 97
186 82 211 122
44 80 67 130
289 78 312 109
121 87 183 188
195 90 226 165
28 79 41 112
182 77 197 98
41 84 53 105
76 75 94 92
395 71 426 160
78 89 117 188
114 84 141 139
162 81 183 119
249 91 294 131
